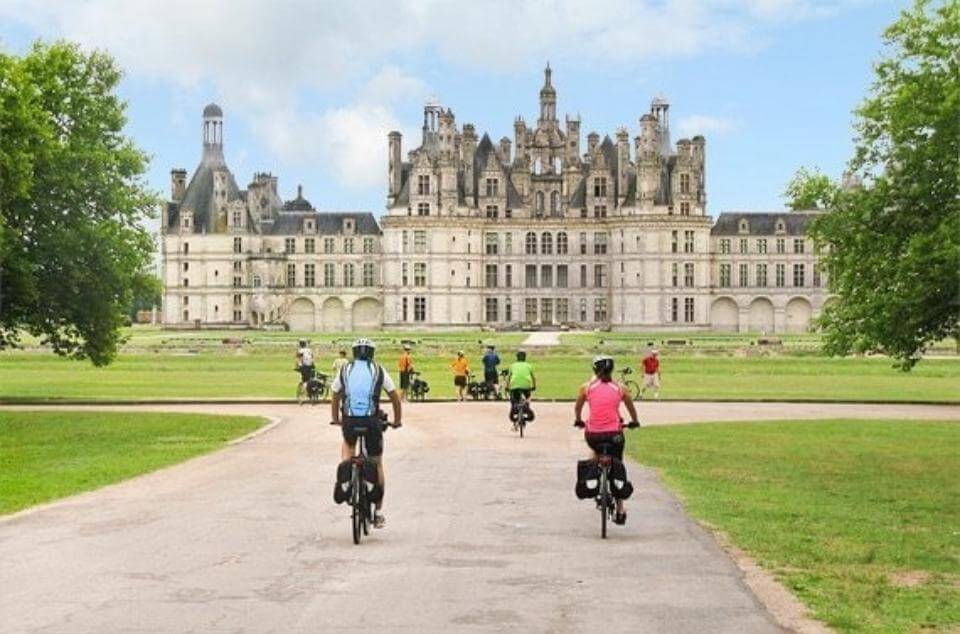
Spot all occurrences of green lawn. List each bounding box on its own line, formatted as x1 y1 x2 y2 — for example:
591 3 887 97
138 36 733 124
0 351 957 402
0 411 266 515
630 419 960 633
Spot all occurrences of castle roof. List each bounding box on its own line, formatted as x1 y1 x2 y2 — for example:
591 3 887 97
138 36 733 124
265 211 381 235
711 211 823 236
173 150 242 233
203 103 223 117
282 185 313 211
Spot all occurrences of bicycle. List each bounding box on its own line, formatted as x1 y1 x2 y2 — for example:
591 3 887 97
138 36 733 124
509 389 535 438
331 415 400 545
618 367 641 400
409 372 429 401
574 419 640 539
306 371 329 405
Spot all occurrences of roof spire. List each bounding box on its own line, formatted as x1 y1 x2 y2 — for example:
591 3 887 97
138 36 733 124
297 184 303 198
544 61 552 88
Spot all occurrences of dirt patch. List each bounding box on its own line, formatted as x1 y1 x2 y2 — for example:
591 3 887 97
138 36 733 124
888 570 932 588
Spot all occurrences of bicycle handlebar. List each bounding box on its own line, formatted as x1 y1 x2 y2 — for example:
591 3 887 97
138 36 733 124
329 420 402 430
573 420 641 429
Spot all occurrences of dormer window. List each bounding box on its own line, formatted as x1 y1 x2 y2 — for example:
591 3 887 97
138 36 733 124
776 219 786 233
739 219 750 234
344 218 355 234
305 219 314 232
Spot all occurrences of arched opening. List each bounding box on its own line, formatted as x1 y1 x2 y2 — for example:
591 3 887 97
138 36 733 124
287 298 316 332
535 191 545 215
710 297 739 332
352 297 382 331
550 191 560 216
747 297 775 333
322 297 345 332
785 297 812 333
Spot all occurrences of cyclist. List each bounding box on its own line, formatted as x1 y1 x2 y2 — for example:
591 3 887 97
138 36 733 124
332 348 349 374
506 350 536 428
295 339 315 404
450 351 470 401
330 338 402 529
574 355 640 526
481 344 501 398
639 346 661 401
397 344 414 401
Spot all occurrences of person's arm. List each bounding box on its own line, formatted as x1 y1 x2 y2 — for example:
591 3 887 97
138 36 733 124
387 390 402 426
531 371 537 391
331 391 341 425
622 390 639 424
574 384 587 423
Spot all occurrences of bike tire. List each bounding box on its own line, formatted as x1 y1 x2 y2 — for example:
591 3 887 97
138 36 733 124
361 485 370 536
351 468 362 545
600 469 609 539
519 418 524 438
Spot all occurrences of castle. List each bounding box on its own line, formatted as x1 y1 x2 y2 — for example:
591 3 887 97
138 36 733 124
161 66 826 333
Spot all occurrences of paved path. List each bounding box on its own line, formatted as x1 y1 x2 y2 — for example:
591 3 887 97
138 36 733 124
521 330 562 347
2 402 958 633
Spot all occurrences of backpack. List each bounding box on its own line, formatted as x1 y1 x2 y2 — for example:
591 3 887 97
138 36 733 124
338 361 384 418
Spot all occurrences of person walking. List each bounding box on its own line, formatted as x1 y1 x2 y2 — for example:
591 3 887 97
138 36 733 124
294 339 315 404
332 348 349 374
397 344 414 401
450 351 470 401
481 344 501 398
639 345 661 400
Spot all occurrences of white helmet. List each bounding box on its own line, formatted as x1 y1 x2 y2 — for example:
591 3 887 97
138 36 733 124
352 338 376 360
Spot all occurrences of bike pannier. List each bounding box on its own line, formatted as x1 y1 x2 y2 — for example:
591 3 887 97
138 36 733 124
575 459 601 499
609 459 634 500
333 460 352 504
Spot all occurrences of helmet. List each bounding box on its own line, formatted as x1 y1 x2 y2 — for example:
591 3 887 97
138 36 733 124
298 339 307 347
352 338 376 360
592 354 614 377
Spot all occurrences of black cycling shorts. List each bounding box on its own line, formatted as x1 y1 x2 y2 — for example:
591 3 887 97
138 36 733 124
584 431 625 461
299 364 315 383
399 371 411 390
509 388 531 404
342 416 383 457
484 371 498 384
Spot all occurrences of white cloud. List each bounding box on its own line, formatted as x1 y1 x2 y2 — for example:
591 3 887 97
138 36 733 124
0 0 861 189
676 114 741 138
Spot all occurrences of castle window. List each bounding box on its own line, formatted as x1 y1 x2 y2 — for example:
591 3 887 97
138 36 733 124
233 237 242 253
486 205 499 219
285 238 296 254
182 216 191 229
505 297 512 321
593 232 607 255
794 238 805 254
233 276 242 288
580 207 588 219
485 264 498 288
182 295 188 306
525 265 537 288
739 238 748 254
684 231 695 254
504 232 513 254
557 297 569 322
671 231 679 253
793 263 806 287
684 297 695 323
525 232 537 255
485 233 499 255
557 264 568 288
594 264 607 288
324 263 336 287
401 263 408 286
253 275 262 288
671 263 679 287
594 205 607 218
776 220 786 233
505 264 513 287
182 278 189 287
233 294 242 306
183 310 189 321
324 237 335 254
720 264 731 287
232 210 242 227
580 264 587 287
813 264 822 287
485 178 499 197
414 230 427 253
305 219 314 231
541 265 553 288
556 232 568 255
757 264 768 287
579 298 587 322
305 238 315 254
671 298 679 322
541 232 553 255
413 262 426 287
413 297 426 322
233 310 242 322
183 262 189 272
344 264 355 287
550 191 560 216
504 208 512 219
485 298 499 323
594 177 607 198
417 175 430 195
594 298 608 322
739 219 749 233
401 297 408 321
776 238 786 254
776 263 786 287
417 202 430 216
739 263 749 287
363 237 375 254
685 263 695 287
286 264 296 287
535 191 545 215
525 298 538 322
183 242 189 255
344 238 354 254
757 239 767 254
680 173 691 194
680 202 690 216
304 264 316 287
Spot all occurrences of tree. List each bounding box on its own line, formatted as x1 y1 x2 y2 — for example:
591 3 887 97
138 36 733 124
809 0 960 369
782 166 838 210
0 42 157 365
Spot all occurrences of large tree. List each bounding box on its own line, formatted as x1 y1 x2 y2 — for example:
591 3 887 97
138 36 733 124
809 0 960 369
0 41 156 365
783 166 838 210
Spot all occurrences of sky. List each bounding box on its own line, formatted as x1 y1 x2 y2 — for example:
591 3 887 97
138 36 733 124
0 0 905 227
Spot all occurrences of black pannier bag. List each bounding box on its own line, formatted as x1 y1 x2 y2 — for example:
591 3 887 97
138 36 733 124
609 459 634 500
575 459 601 499
333 460 352 504
361 459 383 503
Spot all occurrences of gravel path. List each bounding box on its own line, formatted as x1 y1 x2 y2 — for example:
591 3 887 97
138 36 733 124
521 330 562 347
2 401 957 633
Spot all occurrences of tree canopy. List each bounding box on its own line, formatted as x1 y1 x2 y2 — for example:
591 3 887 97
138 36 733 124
808 0 960 369
0 41 157 365
783 166 839 211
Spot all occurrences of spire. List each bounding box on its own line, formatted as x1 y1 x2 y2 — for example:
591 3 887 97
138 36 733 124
539 62 556 123
544 62 552 88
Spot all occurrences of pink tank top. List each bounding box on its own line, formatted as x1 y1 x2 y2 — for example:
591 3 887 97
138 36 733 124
586 379 623 433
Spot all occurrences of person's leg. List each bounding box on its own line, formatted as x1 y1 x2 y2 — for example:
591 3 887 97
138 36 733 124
340 439 356 462
654 375 661 400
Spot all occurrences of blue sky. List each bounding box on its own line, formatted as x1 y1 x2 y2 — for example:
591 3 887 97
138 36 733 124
0 0 904 226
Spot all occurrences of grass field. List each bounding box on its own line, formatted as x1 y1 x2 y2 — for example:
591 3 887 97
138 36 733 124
0 351 958 402
0 411 266 515
630 419 960 633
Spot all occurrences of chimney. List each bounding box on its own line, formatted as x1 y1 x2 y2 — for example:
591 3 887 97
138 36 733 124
171 168 187 201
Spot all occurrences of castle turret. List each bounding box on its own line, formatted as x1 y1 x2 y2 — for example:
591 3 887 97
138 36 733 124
538 63 557 124
202 103 224 163
388 131 402 204
616 127 630 206
462 124 478 201
565 115 580 164
514 117 526 162
637 114 662 207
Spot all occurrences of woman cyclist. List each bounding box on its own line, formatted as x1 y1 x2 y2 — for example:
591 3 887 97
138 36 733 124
574 355 640 525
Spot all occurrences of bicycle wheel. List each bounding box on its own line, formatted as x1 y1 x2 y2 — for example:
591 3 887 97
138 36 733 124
361 484 370 536
519 416 525 438
626 380 640 400
351 467 362 545
599 469 609 539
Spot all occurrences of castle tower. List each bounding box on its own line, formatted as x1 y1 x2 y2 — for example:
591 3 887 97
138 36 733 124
565 115 580 164
170 168 187 201
637 114 662 206
388 131 402 204
616 127 630 206
538 63 557 124
202 103 224 163
514 117 526 161
422 100 442 147
462 123 478 200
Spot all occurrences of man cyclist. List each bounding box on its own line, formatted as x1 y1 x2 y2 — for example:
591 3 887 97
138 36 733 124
574 355 640 526
330 338 402 529
481 344 501 398
397 344 414 401
295 339 315 404
506 350 536 428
